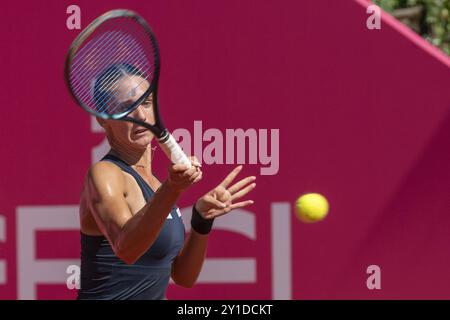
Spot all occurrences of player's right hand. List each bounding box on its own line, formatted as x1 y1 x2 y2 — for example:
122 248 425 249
166 156 202 192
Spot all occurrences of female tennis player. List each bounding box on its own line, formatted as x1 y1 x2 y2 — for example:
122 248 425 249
76 67 256 300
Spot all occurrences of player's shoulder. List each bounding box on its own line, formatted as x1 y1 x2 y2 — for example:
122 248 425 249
87 160 125 190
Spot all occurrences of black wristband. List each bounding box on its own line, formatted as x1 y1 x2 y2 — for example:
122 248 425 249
191 205 214 235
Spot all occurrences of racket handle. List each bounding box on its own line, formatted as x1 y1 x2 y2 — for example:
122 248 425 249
158 131 192 168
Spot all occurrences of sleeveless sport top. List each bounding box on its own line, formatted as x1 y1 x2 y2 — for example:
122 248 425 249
77 154 185 300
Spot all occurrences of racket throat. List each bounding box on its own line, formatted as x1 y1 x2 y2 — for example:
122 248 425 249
157 129 171 143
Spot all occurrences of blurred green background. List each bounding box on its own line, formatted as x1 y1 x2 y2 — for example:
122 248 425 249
373 0 450 55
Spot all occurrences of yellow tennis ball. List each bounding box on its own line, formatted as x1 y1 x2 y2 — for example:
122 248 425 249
295 193 329 223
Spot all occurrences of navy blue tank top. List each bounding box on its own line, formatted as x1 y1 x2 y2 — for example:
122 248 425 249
77 154 185 300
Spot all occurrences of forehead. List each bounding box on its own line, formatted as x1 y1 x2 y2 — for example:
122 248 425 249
114 75 150 104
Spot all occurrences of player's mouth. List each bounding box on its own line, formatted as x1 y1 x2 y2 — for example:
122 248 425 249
134 128 149 135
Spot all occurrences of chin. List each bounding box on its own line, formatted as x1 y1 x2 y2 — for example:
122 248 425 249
130 135 153 148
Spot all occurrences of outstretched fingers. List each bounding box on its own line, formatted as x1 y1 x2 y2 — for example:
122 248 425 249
229 200 254 210
207 200 255 219
228 176 256 195
219 165 243 188
231 182 256 201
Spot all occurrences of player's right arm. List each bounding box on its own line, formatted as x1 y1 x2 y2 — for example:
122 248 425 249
86 161 200 264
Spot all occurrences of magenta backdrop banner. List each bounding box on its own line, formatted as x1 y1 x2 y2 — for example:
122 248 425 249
1 0 449 299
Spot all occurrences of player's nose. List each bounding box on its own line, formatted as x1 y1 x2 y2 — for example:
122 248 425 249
134 105 147 122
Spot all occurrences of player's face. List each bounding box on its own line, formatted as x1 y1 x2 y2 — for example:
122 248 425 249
103 76 155 149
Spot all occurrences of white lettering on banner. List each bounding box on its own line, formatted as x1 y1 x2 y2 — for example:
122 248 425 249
179 203 292 299
271 203 292 299
180 207 257 283
17 206 80 300
18 204 293 299
0 215 6 285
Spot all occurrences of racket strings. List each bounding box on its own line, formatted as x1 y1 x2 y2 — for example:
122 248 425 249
96 40 152 113
72 30 142 96
72 18 148 72
105 76 151 115
74 31 150 107
94 61 152 114
71 31 135 96
71 29 124 76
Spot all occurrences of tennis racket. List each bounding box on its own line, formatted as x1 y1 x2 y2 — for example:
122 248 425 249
64 9 191 168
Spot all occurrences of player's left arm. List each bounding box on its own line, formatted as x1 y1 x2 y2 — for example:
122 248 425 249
171 166 256 288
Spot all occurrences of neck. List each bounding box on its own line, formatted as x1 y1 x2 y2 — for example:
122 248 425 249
108 140 154 174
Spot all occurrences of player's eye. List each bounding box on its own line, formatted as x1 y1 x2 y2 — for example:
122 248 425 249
117 102 131 112
142 100 152 108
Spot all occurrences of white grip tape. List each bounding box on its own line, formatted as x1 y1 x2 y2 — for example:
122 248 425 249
159 133 192 167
